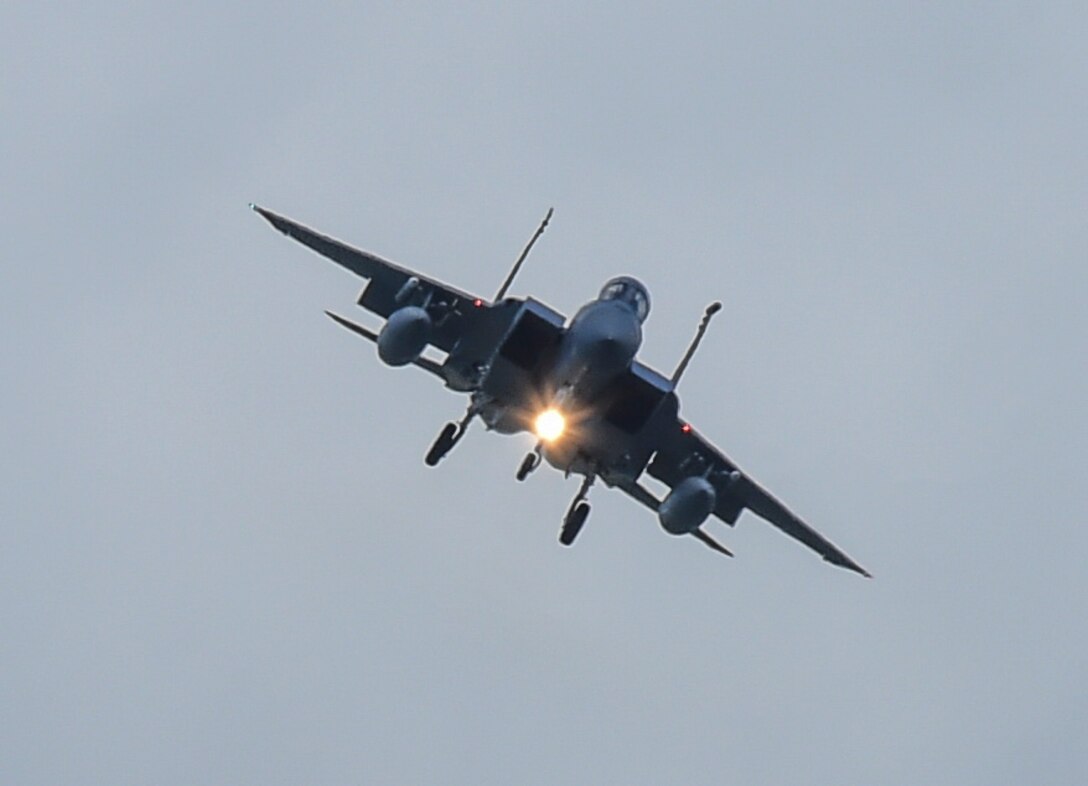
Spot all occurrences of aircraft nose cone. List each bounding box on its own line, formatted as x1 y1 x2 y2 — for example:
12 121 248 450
584 307 641 369
596 332 634 365
552 300 644 393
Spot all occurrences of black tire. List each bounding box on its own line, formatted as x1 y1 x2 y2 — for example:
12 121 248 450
424 423 457 466
559 502 590 546
516 453 536 481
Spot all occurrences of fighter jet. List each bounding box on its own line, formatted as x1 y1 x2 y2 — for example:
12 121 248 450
253 205 869 577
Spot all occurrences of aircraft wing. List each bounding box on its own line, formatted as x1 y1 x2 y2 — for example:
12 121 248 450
646 420 870 577
252 205 488 353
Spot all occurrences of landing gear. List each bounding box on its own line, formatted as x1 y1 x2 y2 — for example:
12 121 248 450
558 473 595 546
560 502 590 545
424 422 459 466
424 402 480 466
516 446 542 482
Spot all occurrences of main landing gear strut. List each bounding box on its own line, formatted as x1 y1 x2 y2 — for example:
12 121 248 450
424 403 478 466
559 473 594 546
517 447 595 546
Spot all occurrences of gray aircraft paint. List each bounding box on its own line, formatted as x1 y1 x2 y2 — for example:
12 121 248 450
4 4 1087 784
252 204 868 573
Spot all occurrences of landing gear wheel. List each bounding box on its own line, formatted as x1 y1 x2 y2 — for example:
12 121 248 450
516 452 538 482
559 502 590 546
425 422 458 466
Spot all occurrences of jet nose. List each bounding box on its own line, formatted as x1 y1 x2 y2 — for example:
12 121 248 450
553 300 644 392
585 308 641 370
595 331 636 366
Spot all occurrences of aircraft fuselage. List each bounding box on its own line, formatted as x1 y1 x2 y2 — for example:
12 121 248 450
551 298 643 402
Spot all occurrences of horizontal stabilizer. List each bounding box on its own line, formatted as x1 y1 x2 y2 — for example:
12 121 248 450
324 311 444 378
692 527 733 557
325 310 379 342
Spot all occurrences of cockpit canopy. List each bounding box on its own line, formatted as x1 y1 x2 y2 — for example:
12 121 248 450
598 276 651 323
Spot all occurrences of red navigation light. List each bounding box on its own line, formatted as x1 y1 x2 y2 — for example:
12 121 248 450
681 422 692 433
473 298 484 308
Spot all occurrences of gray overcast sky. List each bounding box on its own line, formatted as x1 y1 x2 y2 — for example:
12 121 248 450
3 3 1086 784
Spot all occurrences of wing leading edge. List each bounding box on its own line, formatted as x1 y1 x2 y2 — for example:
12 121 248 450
252 204 417 283
252 205 489 353
648 422 870 577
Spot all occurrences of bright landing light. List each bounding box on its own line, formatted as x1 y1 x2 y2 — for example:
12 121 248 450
534 408 566 442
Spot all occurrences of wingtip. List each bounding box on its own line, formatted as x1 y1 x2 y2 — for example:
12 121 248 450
324 309 353 329
250 204 288 233
821 548 871 578
849 559 872 579
838 559 872 579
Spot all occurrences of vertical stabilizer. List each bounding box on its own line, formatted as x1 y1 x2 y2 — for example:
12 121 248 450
671 302 722 386
494 208 553 302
